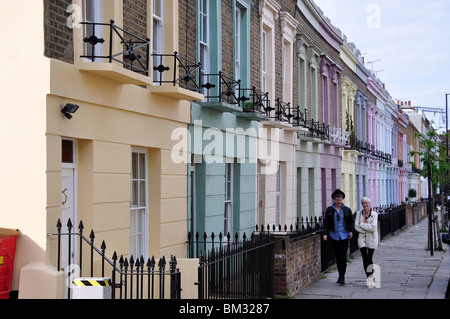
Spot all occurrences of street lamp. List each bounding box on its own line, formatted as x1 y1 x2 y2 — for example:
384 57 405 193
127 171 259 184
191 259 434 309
445 94 449 203
446 93 449 161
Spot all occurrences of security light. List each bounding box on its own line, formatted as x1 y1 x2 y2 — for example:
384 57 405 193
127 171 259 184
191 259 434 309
61 103 79 119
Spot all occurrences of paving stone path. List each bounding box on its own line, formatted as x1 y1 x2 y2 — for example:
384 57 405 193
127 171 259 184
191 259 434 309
296 217 449 299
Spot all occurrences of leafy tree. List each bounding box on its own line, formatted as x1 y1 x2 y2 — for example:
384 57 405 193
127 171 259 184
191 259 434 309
409 128 450 197
410 128 450 252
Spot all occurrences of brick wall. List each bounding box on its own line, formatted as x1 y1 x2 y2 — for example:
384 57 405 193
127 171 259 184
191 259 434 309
273 234 321 298
44 0 74 64
250 1 261 91
123 0 148 72
406 202 428 225
221 1 234 76
178 0 197 65
249 0 344 124
123 0 147 40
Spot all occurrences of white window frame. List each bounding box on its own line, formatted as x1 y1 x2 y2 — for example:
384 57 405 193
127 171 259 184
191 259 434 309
199 0 210 82
235 6 241 82
309 49 320 121
298 53 306 110
130 148 149 259
282 42 286 89
82 0 103 62
262 29 267 94
224 162 233 236
275 163 281 227
260 0 279 108
152 0 164 83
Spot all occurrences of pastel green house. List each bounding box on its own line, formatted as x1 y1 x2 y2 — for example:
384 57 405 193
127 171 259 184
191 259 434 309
188 106 259 238
185 0 258 240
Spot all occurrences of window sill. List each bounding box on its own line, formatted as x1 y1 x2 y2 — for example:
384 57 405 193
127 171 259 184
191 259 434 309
149 85 204 101
235 111 270 122
260 120 294 129
298 135 331 144
199 101 242 113
77 61 153 86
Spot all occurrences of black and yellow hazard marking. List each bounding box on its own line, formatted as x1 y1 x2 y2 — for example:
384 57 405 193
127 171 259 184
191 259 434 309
72 279 111 287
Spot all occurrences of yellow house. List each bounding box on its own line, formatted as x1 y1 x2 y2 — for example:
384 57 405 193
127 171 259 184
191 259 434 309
340 77 358 211
0 0 202 298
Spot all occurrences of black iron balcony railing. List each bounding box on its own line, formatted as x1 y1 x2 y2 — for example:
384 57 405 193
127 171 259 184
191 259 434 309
308 119 329 140
239 87 273 116
349 136 370 154
349 137 392 163
152 51 202 92
81 20 150 76
80 20 202 91
369 145 392 163
290 106 329 140
199 71 241 105
291 107 308 128
273 98 293 123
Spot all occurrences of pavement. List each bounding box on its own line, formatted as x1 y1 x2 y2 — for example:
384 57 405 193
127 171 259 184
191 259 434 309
296 217 450 299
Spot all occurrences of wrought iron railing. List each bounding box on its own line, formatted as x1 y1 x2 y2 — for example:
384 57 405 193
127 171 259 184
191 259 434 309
349 136 370 154
80 20 202 92
152 51 202 92
272 98 293 123
348 137 392 162
375 205 406 240
255 216 323 239
330 126 350 146
239 87 273 116
290 106 330 140
305 119 329 140
189 231 274 299
291 106 308 128
199 72 241 105
49 219 181 299
80 20 150 76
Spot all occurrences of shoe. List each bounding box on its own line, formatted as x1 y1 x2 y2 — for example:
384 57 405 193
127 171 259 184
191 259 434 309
337 276 345 285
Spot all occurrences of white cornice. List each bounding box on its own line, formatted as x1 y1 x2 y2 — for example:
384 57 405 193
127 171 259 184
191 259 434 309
260 0 281 18
280 11 299 31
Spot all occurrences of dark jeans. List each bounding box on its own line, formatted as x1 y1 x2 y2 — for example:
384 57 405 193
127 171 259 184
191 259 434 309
360 247 375 277
331 238 349 277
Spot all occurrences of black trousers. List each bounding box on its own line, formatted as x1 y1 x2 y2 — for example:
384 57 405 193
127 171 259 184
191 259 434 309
360 247 375 277
331 239 349 277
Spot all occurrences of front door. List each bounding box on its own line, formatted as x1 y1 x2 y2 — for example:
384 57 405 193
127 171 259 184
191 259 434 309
61 140 77 275
61 168 76 268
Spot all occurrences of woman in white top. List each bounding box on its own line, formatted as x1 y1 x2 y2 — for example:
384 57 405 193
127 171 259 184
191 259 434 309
354 197 379 288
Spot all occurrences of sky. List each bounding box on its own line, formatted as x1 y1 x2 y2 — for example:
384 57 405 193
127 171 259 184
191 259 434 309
314 0 450 131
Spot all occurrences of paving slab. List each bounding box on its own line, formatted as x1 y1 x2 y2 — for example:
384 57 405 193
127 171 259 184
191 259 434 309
296 218 449 299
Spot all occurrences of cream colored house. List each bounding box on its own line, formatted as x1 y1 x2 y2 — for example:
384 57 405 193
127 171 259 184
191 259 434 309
0 0 202 297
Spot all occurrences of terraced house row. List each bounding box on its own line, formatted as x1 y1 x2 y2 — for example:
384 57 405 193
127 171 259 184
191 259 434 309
1 0 429 298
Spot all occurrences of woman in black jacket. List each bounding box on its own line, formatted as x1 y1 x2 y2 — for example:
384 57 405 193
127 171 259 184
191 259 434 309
323 189 353 285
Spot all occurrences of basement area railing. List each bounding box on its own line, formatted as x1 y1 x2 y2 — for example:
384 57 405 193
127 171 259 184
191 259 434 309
48 219 181 299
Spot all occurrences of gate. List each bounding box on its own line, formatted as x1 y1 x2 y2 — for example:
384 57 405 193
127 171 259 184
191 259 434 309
188 232 274 299
49 219 181 299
